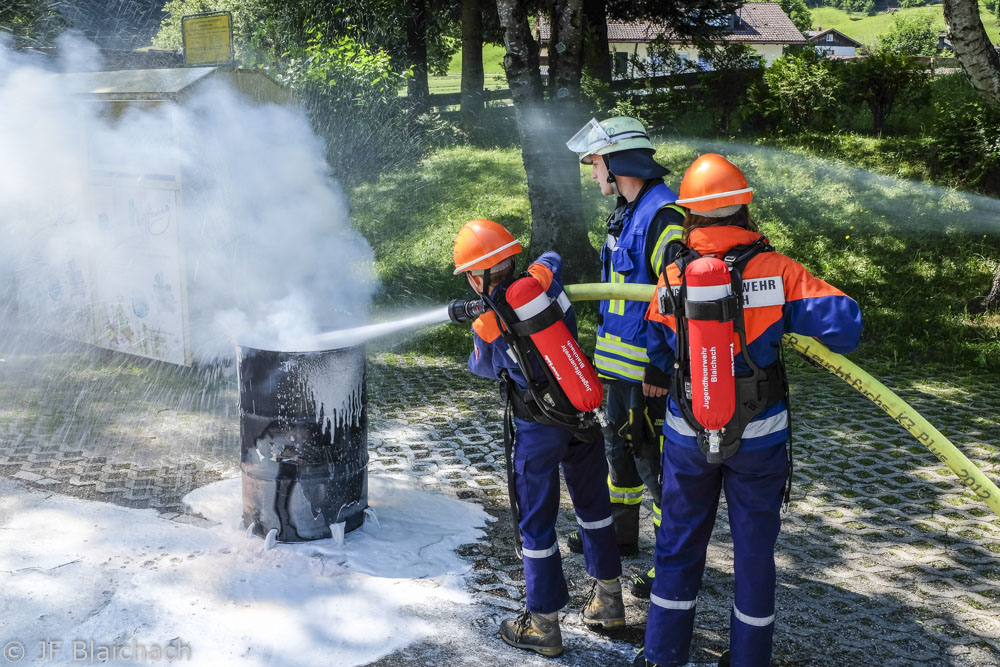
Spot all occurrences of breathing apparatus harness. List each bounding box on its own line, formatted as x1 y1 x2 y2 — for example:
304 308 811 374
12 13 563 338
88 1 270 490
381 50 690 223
456 273 604 443
451 268 605 554
657 237 793 503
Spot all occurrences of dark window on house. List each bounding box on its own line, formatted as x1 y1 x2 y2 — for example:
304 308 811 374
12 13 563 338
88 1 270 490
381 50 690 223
614 51 629 77
826 33 834 42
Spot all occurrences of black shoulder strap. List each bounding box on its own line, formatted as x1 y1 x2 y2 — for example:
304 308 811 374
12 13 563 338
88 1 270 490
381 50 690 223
666 236 775 449
483 281 601 440
722 238 774 273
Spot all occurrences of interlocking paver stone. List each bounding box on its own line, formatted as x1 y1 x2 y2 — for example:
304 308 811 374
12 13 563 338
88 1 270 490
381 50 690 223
0 345 996 665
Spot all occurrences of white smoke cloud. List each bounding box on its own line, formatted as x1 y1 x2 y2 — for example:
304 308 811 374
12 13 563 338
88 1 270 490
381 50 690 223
0 36 375 363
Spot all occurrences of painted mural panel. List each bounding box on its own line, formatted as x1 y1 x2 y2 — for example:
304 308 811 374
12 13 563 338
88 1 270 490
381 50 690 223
89 176 188 365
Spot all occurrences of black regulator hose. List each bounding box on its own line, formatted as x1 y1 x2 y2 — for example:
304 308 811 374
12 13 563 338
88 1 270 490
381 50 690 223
448 299 490 323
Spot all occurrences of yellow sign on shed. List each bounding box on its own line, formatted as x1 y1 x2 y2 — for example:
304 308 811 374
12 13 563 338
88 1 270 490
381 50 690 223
182 11 234 66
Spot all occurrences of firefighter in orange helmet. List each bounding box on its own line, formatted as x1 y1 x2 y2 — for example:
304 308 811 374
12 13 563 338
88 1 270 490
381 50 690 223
452 219 625 658
633 155 862 667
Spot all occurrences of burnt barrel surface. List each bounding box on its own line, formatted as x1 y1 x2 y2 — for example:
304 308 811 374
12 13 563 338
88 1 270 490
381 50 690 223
238 345 368 542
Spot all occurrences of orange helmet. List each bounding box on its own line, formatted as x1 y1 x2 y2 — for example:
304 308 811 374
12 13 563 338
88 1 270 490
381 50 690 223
676 154 753 215
453 219 523 275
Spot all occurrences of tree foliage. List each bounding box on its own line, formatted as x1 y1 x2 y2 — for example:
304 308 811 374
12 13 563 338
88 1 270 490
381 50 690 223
154 0 460 74
275 29 416 175
0 0 66 45
943 0 1000 309
778 0 813 35
876 13 938 56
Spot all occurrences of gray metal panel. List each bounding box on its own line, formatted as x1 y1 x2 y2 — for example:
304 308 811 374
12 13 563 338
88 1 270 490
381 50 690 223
53 67 293 105
53 67 219 100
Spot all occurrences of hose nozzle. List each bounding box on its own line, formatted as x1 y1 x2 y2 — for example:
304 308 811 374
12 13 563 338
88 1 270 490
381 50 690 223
448 299 489 323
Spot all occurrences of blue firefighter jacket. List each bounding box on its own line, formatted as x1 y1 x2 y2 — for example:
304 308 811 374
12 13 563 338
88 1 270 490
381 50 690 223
596 182 683 383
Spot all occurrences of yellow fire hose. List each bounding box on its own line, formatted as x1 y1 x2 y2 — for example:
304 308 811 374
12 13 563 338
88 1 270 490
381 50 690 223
564 283 1000 518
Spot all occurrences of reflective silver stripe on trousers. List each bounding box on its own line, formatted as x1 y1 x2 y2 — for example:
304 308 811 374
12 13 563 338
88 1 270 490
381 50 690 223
665 410 788 439
650 594 696 611
733 604 775 627
521 542 559 559
576 515 614 530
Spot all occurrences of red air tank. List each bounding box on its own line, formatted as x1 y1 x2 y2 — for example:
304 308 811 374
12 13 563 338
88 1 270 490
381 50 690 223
505 276 603 412
685 257 736 432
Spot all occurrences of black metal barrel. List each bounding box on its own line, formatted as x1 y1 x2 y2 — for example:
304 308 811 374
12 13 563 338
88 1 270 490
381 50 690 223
238 344 368 542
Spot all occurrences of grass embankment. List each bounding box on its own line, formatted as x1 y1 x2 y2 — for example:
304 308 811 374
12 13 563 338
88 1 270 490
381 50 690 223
350 142 1000 372
810 5 1000 45
427 44 509 94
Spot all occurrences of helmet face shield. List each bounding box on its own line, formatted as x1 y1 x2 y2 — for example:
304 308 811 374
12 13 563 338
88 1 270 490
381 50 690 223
566 118 613 163
566 117 654 164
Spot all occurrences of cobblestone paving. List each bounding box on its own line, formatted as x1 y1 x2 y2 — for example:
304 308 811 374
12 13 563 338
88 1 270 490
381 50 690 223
1 341 998 666
365 354 1000 667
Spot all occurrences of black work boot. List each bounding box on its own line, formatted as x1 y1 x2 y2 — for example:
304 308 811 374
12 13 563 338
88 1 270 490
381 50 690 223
628 566 654 598
567 530 638 557
718 650 731 666
631 646 658 666
581 579 626 629
499 610 563 657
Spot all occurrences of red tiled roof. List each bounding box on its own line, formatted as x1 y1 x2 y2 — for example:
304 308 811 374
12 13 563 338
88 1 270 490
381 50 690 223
537 3 806 45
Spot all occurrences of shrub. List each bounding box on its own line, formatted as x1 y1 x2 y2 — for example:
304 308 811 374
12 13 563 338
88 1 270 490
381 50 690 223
693 43 765 134
757 50 844 132
843 49 929 134
932 95 1000 194
877 14 938 57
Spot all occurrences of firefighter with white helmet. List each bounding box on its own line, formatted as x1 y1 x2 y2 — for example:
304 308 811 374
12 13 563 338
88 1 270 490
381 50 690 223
566 117 685 596
632 155 863 667
451 219 625 658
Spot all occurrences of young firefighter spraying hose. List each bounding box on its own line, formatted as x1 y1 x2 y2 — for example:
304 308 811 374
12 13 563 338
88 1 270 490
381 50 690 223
566 117 686 597
448 219 625 658
633 155 863 667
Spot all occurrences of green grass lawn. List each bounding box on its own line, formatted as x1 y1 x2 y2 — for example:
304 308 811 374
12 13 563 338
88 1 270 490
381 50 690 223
350 141 1000 371
810 5 1000 46
427 44 508 94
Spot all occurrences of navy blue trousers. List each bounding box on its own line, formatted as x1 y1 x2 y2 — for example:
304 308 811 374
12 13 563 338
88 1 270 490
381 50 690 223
605 380 664 545
513 417 622 613
644 442 789 667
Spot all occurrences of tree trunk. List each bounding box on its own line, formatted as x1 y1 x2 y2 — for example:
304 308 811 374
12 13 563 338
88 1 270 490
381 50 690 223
985 264 1000 311
496 0 596 281
943 0 1000 311
548 0 585 103
406 0 430 108
460 0 485 125
943 0 1000 108
582 0 612 85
